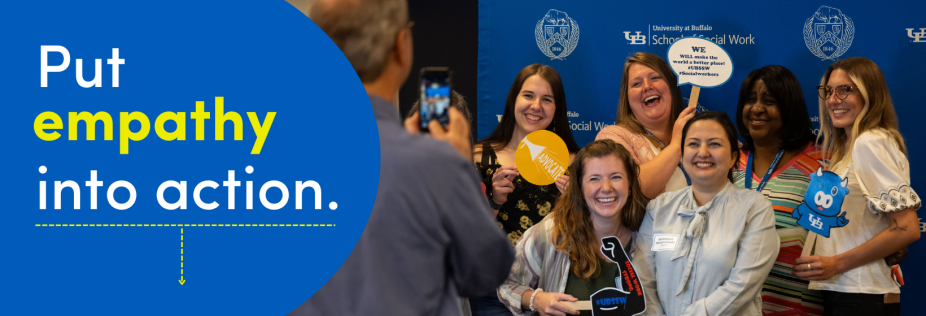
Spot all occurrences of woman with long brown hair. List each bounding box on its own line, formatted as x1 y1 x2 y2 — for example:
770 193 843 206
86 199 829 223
470 64 579 316
474 64 580 245
498 139 648 316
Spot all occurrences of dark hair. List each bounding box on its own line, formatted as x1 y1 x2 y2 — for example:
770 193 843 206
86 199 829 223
681 111 740 182
735 65 814 153
552 139 648 279
476 64 579 153
616 52 685 149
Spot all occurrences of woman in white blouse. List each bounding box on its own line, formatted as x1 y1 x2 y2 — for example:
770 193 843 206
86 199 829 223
791 57 920 315
634 111 779 316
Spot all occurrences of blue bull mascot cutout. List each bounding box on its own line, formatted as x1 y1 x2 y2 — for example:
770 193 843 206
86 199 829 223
591 236 646 316
792 166 850 237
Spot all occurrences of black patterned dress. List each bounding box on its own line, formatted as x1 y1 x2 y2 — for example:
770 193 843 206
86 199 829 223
476 143 561 246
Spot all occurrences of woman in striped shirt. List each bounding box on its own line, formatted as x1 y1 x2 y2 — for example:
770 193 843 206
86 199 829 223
732 65 824 315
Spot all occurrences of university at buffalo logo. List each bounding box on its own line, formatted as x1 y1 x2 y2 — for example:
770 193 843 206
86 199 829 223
535 9 579 60
624 31 646 45
908 28 926 43
803 6 854 61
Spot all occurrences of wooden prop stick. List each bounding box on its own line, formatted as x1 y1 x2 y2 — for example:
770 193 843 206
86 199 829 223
561 301 592 311
688 86 701 109
802 232 818 257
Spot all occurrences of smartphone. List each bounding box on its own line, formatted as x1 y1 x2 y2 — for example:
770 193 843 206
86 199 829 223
419 67 452 132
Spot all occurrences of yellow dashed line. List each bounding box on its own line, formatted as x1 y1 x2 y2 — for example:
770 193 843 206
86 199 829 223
36 224 336 227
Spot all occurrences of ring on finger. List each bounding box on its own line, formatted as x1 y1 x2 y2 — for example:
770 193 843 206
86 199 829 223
807 263 812 271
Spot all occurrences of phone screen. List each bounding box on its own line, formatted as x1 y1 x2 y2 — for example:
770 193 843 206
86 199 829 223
419 68 451 131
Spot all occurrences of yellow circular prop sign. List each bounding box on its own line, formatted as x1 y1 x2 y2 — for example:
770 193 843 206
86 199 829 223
516 130 569 186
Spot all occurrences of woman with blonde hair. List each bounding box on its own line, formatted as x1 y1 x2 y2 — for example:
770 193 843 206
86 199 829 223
595 52 697 198
499 139 648 316
792 57 920 315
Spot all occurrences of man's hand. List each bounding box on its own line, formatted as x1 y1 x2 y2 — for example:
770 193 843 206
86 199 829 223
404 107 472 160
884 246 908 266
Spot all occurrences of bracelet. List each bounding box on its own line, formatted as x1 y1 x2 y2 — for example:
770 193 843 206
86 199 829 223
529 288 543 312
487 195 505 210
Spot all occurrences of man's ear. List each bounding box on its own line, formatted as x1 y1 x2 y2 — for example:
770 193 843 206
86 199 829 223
394 27 413 69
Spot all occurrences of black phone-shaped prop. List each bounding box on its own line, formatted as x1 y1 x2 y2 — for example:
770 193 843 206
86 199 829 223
590 236 646 316
418 67 452 133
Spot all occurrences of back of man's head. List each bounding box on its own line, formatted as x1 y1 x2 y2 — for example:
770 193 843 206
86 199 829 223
301 0 409 83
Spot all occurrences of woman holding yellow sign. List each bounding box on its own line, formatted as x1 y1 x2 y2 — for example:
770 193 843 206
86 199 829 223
474 64 579 246
471 64 579 316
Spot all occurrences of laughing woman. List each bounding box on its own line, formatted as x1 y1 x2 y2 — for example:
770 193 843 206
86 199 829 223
595 52 697 198
635 112 779 316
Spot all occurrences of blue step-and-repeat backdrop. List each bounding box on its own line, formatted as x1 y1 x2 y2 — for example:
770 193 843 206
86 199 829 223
478 0 925 312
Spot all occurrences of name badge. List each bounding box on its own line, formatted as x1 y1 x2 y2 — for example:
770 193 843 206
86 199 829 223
652 234 679 251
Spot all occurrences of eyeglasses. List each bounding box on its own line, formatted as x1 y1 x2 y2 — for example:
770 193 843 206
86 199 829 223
816 85 855 100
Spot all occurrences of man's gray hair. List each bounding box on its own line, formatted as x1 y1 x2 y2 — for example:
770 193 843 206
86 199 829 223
298 0 409 82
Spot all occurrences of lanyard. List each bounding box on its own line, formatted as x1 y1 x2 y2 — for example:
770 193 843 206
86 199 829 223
745 149 785 191
644 130 691 185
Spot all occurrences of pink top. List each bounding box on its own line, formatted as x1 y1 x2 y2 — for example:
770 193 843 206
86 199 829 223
596 125 658 165
596 124 688 194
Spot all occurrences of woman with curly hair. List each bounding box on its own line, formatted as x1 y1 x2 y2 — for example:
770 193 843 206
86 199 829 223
498 139 648 316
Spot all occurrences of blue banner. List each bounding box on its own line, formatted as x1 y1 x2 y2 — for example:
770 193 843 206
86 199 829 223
479 1 926 312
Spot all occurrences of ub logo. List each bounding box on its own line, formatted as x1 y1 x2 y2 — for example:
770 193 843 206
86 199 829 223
908 28 926 43
535 9 579 60
624 31 646 45
792 167 850 237
803 6 855 61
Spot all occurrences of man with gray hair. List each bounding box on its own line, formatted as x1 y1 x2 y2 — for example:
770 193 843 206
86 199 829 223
288 0 514 315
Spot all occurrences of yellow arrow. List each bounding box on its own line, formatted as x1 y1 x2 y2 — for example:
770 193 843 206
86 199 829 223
179 276 185 285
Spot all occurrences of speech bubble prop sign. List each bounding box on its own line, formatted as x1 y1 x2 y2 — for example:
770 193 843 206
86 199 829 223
667 37 734 109
516 130 569 186
667 37 734 88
